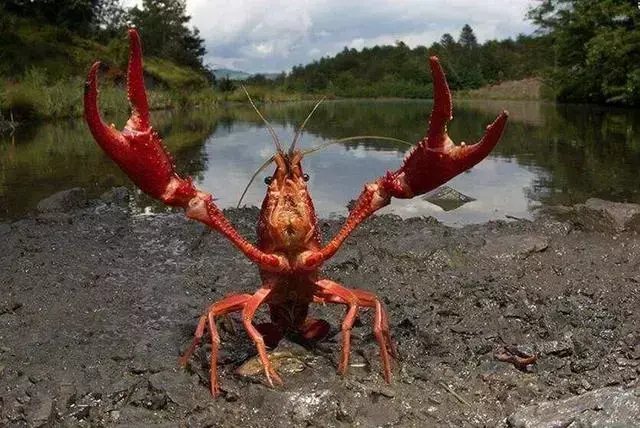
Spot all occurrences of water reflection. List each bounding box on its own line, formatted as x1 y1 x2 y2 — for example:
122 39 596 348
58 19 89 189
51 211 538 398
0 100 638 225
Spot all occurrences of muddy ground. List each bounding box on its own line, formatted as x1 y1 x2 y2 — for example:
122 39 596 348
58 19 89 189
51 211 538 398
1 189 639 427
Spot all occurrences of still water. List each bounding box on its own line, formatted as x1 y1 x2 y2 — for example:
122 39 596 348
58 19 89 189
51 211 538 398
1 100 639 226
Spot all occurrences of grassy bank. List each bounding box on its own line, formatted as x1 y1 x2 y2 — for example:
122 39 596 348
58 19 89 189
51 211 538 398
455 77 555 101
0 76 322 128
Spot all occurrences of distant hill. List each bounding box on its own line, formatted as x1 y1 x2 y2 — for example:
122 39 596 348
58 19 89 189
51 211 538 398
213 69 282 81
213 68 252 81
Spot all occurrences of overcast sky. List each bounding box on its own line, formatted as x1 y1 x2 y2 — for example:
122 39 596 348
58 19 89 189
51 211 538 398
126 0 537 73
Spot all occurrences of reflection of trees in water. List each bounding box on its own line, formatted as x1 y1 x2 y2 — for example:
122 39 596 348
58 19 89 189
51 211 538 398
2 100 638 219
0 109 218 219
498 104 640 206
264 100 640 207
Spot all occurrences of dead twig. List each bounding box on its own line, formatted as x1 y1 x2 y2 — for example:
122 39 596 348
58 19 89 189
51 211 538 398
494 345 538 370
438 381 471 407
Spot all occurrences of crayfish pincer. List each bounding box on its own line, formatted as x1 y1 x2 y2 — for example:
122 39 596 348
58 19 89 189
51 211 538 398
84 28 508 397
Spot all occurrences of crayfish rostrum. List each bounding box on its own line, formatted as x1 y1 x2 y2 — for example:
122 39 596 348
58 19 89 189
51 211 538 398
84 29 508 396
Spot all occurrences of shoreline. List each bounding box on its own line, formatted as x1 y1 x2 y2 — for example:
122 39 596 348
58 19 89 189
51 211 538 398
0 188 639 426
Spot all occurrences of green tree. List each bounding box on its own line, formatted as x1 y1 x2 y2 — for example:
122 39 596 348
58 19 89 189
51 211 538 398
1 0 98 34
459 24 478 48
457 24 484 88
94 0 128 40
129 0 206 69
528 0 640 105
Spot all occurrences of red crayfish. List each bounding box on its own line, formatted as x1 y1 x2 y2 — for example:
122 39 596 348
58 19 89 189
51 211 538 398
84 29 508 396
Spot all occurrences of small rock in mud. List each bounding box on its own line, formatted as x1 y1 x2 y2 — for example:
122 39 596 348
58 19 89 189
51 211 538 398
236 342 315 378
483 233 548 259
100 186 130 206
423 185 476 211
507 387 640 428
37 188 88 213
148 370 202 409
568 198 640 233
25 394 54 427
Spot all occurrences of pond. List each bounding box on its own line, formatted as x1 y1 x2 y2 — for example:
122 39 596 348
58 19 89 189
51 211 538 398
1 99 639 226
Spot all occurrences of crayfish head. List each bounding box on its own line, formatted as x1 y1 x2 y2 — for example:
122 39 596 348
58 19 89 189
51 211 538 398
260 150 318 253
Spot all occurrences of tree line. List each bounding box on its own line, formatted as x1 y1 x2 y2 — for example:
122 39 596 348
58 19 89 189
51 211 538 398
247 1 639 106
0 0 211 78
528 0 639 105
245 25 553 99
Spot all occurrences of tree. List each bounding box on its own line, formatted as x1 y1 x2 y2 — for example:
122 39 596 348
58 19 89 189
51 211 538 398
129 0 206 69
528 0 640 105
459 24 478 49
94 0 128 39
217 76 235 92
440 33 456 48
1 0 98 34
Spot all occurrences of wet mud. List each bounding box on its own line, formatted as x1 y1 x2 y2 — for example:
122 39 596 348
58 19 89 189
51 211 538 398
1 189 639 427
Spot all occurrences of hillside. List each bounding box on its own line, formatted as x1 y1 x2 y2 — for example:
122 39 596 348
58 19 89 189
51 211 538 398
0 14 214 122
0 15 210 88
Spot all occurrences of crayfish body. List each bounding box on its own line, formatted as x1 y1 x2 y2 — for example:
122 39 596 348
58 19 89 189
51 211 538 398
84 29 508 396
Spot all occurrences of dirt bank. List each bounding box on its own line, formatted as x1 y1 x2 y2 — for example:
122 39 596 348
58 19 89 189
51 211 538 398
0 189 639 427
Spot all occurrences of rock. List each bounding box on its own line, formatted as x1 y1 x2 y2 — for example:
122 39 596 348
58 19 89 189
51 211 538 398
483 234 549 259
507 387 640 428
100 186 130 206
287 390 332 423
0 223 10 236
148 370 200 408
537 339 573 357
37 188 88 213
26 394 54 427
0 298 22 315
571 198 640 233
54 383 77 416
236 351 307 377
423 185 476 211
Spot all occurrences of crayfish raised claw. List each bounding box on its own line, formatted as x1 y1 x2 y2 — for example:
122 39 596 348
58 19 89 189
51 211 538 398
84 29 508 397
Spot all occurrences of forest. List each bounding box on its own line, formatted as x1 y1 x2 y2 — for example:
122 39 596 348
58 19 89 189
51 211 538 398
249 1 639 106
0 0 638 125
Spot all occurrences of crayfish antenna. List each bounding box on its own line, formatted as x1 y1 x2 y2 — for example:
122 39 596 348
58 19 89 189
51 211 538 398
241 86 283 153
289 96 326 155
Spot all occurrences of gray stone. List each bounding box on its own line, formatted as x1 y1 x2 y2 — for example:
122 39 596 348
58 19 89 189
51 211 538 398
148 370 201 408
537 337 573 357
571 198 640 233
483 234 549 259
423 185 476 211
26 394 54 427
37 188 88 213
507 387 640 428
100 186 130 206
0 223 10 236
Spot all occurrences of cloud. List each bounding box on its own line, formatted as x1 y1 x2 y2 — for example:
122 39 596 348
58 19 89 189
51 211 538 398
132 0 537 73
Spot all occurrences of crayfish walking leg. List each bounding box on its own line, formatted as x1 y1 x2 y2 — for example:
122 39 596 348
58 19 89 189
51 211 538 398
179 293 251 396
314 279 396 382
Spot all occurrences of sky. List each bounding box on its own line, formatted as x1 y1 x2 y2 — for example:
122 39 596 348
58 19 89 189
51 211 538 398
126 0 537 74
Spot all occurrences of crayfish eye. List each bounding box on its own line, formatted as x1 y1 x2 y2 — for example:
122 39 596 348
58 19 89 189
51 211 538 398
264 176 273 185
303 173 310 182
